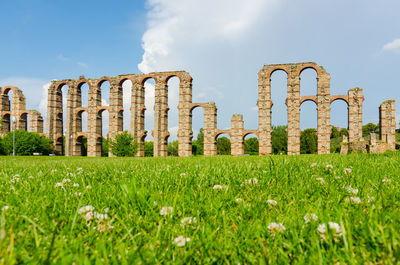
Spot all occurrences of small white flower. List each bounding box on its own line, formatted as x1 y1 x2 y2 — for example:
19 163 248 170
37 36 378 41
344 168 352 175
2 206 9 211
318 222 343 241
382 178 391 183
77 167 83 173
310 163 317 168
181 217 197 226
325 164 333 170
153 201 158 206
28 176 34 179
213 185 227 190
104 208 109 213
94 212 108 221
173 236 190 247
367 195 375 203
316 177 325 185
267 222 285 237
74 192 82 197
62 178 71 184
10 175 20 183
86 185 92 190
242 178 258 186
180 173 187 177
73 183 79 187
51 169 57 173
78 205 94 215
55 182 63 188
304 213 318 223
335 176 341 180
267 199 278 206
235 198 243 203
160 206 173 216
345 186 359 195
345 196 361 204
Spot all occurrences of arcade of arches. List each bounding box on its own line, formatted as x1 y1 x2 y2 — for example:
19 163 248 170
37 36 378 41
1 62 397 156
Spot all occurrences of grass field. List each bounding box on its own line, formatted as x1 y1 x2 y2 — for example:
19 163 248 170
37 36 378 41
0 152 399 264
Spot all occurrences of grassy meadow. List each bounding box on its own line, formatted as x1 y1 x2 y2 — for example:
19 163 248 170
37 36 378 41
0 153 399 264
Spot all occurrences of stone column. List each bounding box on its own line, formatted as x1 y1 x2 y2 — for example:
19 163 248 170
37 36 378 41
203 102 217 156
317 73 331 154
257 69 273 155
348 88 364 142
287 71 300 155
64 82 76 156
379 100 396 151
152 77 163 157
109 81 122 148
178 73 193 157
230 114 244 156
87 81 101 157
30 110 43 133
133 80 146 157
158 78 169 157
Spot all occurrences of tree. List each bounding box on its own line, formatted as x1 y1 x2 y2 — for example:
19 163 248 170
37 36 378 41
2 130 53 155
330 126 342 153
272 125 288 154
0 138 6 155
101 137 109 157
362 123 379 139
217 136 231 155
110 132 138 157
168 140 179 156
244 137 259 155
192 128 204 155
300 128 317 154
144 141 154 157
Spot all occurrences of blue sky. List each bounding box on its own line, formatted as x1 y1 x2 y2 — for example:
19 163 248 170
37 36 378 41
1 0 399 140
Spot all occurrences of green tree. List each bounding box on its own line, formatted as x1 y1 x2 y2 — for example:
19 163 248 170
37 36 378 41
192 128 204 155
101 137 109 157
2 130 53 155
330 126 342 153
362 123 379 139
168 140 179 156
110 132 137 157
0 138 6 155
144 141 154 157
217 136 231 155
244 137 259 155
272 125 288 154
300 128 318 154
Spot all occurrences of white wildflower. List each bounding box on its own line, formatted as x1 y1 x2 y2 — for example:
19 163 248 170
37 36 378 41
345 186 359 195
160 206 173 216
367 195 375 203
173 236 190 247
304 213 318 223
62 178 71 184
86 185 92 190
235 198 243 203
94 212 108 221
84 211 94 222
310 163 317 168
316 177 325 185
74 192 82 197
2 206 9 211
267 222 285 237
344 168 352 175
181 217 197 226
78 205 95 215
242 178 258 186
335 176 341 180
55 182 63 188
267 200 278 206
345 196 361 204
28 176 34 179
73 183 79 187
382 178 391 183
104 208 109 213
213 185 227 190
318 222 343 241
180 173 187 177
77 167 83 173
10 175 20 183
325 164 333 170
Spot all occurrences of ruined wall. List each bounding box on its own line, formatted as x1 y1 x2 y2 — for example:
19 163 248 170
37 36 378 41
379 100 396 151
0 86 43 135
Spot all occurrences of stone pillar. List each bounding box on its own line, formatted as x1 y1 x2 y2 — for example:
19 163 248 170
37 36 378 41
109 81 122 144
133 80 146 157
47 83 64 154
29 110 43 133
379 100 396 151
203 102 217 156
317 73 331 154
348 88 364 142
340 135 348 154
152 77 165 157
257 70 273 155
178 73 193 157
231 114 244 156
64 82 77 156
87 81 101 157
287 71 300 155
158 78 169 157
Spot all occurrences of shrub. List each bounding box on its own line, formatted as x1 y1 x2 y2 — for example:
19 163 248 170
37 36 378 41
110 132 138 157
2 130 53 155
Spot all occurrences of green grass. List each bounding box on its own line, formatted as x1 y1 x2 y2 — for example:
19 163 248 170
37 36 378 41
0 152 399 264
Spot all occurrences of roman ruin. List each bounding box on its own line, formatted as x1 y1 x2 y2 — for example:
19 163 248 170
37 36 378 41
0 86 43 135
0 62 397 156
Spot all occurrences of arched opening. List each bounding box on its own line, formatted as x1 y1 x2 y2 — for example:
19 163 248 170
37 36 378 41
20 113 30 131
270 70 288 154
57 84 69 135
79 83 89 108
216 133 231 155
77 110 88 133
191 106 205 155
330 99 349 153
75 135 87 156
121 79 132 132
300 100 318 154
244 133 259 155
55 136 63 155
141 78 155 157
167 76 180 156
5 89 13 111
300 68 318 96
100 81 110 106
2 113 11 133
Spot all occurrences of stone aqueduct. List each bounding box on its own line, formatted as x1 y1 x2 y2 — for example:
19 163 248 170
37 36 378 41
0 62 397 156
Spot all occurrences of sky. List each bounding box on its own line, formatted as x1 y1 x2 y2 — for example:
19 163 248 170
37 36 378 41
0 0 399 140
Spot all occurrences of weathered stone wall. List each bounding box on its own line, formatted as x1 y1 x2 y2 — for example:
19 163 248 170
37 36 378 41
379 100 396 151
0 86 43 135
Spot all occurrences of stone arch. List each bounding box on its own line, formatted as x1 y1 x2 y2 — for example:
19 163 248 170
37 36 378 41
19 111 31 131
76 108 88 133
295 64 324 77
215 131 231 155
73 134 88 156
55 135 64 155
76 81 90 108
118 77 134 131
97 79 111 106
243 131 259 155
1 113 11 133
300 96 317 105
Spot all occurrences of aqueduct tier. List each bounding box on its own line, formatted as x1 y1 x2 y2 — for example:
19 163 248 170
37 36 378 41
0 86 43 135
46 71 217 157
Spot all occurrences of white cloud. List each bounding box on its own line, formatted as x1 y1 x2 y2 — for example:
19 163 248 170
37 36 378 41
77 62 88 68
57 54 69 62
382 38 400 54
